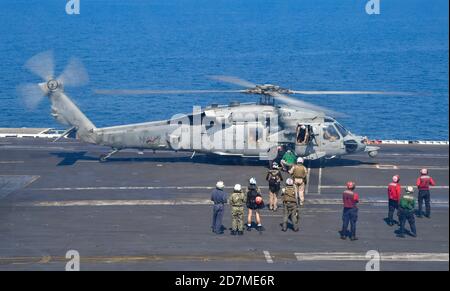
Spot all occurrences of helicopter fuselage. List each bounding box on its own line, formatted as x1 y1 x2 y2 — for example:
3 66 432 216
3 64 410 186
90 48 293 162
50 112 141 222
89 102 378 161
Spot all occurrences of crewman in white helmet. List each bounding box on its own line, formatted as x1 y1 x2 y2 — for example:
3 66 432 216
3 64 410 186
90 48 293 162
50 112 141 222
229 184 246 235
210 181 228 235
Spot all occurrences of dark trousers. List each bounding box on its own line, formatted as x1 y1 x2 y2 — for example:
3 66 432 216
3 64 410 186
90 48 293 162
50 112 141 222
342 207 358 237
388 199 399 222
418 190 431 217
212 204 224 233
399 208 416 235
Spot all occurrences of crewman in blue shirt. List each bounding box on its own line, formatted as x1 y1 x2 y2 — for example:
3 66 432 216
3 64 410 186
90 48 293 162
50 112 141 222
211 181 228 234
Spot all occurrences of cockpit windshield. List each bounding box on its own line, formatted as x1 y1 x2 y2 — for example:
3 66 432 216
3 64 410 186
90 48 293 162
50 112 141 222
334 122 349 137
323 124 340 141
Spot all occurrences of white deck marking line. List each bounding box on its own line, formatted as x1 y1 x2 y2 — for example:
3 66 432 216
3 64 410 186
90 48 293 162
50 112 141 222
317 167 323 195
29 199 213 207
320 185 449 189
32 186 233 191
0 161 24 164
305 167 311 196
352 153 449 158
376 164 398 170
295 252 449 262
21 198 450 207
23 176 40 188
263 251 274 264
340 165 448 170
31 185 450 191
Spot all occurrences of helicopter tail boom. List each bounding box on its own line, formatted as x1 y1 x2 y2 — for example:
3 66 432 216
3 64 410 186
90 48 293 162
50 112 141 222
49 89 97 144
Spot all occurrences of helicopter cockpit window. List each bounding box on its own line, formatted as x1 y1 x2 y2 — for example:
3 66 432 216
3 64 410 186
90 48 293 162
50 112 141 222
334 122 349 138
323 124 340 141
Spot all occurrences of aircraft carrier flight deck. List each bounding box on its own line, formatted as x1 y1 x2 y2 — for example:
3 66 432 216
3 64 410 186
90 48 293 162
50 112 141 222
0 136 448 271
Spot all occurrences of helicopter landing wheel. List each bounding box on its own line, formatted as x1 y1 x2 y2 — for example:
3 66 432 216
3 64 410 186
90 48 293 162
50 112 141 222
99 155 108 162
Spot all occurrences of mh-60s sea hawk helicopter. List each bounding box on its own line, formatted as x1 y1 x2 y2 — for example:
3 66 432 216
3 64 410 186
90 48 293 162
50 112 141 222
19 51 405 162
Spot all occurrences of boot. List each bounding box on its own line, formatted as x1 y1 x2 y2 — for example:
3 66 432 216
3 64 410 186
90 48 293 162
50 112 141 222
230 230 236 235
350 236 358 241
246 224 252 231
238 231 244 236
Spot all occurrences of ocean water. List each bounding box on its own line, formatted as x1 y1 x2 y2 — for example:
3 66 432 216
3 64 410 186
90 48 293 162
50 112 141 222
0 0 448 140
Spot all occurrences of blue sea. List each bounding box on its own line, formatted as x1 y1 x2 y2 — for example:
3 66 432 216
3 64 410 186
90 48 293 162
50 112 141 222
0 0 448 140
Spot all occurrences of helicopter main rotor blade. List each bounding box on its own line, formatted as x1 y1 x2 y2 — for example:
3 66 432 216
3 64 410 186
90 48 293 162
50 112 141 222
24 50 55 82
209 75 256 88
269 92 344 117
290 90 412 95
94 89 245 95
17 83 46 110
57 57 89 87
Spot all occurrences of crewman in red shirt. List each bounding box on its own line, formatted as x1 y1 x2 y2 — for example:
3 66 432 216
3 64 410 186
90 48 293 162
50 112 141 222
416 169 436 218
387 175 402 226
340 181 359 241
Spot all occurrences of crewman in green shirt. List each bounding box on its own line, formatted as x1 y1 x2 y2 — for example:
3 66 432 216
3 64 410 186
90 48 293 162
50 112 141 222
398 186 417 238
280 149 297 172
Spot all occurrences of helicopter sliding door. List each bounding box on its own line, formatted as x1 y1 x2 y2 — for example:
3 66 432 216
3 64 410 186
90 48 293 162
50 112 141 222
294 124 315 156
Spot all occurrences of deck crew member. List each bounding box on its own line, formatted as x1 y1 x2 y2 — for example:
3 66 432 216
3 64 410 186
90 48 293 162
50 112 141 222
289 157 308 206
210 181 228 234
266 162 283 211
387 175 401 226
229 184 246 236
398 186 417 238
246 177 264 231
340 181 359 241
281 178 300 232
416 169 436 218
280 149 297 172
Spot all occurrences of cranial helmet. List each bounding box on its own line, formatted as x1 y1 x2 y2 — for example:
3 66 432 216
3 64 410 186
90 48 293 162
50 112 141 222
216 181 224 189
346 181 355 190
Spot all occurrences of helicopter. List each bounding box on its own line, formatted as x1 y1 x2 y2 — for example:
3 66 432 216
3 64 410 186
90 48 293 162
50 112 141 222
19 51 405 162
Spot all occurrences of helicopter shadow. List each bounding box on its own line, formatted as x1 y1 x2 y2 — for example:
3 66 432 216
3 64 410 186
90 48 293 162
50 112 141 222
305 158 378 169
49 151 270 167
49 151 377 168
